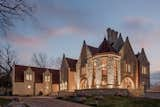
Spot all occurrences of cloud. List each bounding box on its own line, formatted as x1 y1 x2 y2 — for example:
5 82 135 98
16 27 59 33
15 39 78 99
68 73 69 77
6 33 46 48
5 26 91 48
122 16 154 32
46 26 90 36
35 0 91 29
121 16 160 48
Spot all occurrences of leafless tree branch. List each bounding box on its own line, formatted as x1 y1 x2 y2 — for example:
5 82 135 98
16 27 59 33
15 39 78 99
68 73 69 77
0 0 34 35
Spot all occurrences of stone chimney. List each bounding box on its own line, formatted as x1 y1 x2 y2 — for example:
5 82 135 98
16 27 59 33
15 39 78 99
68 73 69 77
107 28 118 43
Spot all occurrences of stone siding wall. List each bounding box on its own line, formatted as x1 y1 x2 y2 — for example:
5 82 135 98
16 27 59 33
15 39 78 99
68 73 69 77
75 88 129 96
145 91 160 99
52 84 59 92
12 82 33 96
68 70 76 91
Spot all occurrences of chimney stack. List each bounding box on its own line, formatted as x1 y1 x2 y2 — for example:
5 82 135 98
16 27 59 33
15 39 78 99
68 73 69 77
107 28 118 43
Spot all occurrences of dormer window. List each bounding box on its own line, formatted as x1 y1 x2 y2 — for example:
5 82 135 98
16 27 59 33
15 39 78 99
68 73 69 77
26 72 32 81
45 75 50 82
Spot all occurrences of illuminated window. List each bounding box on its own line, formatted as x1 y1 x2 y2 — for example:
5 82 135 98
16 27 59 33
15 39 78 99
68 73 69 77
128 64 131 72
126 63 128 72
26 72 32 81
45 75 50 82
142 66 147 74
94 62 96 66
126 63 131 73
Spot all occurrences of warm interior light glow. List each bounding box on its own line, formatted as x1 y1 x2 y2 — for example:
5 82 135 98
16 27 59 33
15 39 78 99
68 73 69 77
46 86 49 89
27 85 31 89
96 85 100 88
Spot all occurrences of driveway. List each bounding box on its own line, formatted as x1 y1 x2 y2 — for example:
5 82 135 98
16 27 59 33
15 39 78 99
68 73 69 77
21 97 90 107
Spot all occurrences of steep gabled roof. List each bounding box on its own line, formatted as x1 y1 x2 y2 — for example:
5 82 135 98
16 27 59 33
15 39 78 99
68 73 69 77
65 57 77 71
112 33 124 51
122 37 135 55
137 48 149 64
98 37 116 53
87 45 98 55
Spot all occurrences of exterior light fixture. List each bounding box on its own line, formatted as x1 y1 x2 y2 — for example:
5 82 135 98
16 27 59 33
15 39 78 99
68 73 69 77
27 85 31 89
96 85 100 88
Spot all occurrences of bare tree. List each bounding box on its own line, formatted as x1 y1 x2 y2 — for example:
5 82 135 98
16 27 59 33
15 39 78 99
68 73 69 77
32 53 47 68
0 0 34 34
51 57 62 69
0 44 16 74
32 53 62 69
0 44 17 95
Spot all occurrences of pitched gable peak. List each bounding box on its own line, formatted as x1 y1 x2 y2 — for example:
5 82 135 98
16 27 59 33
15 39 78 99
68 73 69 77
83 40 86 45
103 36 107 41
141 48 147 58
63 53 65 59
125 36 129 42
118 33 124 41
141 48 145 54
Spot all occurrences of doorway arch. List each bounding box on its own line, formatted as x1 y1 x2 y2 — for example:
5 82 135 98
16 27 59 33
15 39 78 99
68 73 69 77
120 77 135 89
80 78 88 89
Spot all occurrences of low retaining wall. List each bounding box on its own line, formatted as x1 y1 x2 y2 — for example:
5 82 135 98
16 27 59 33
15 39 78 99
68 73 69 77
75 88 129 96
58 91 75 97
145 91 160 99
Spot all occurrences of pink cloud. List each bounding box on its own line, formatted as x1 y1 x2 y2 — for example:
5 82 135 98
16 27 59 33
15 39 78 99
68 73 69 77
6 33 46 48
123 16 154 31
5 26 90 48
46 26 89 36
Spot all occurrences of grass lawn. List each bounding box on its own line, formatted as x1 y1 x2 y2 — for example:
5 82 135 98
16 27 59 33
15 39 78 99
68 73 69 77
61 96 160 107
0 98 11 106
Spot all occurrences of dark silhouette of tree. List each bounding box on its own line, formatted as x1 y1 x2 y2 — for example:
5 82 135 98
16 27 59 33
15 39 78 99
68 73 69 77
0 44 17 95
51 57 62 69
32 53 48 68
0 0 33 35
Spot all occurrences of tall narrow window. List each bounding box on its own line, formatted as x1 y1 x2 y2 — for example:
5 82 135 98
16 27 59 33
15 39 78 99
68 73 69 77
126 63 131 73
142 66 147 74
128 64 131 73
26 74 29 80
126 62 128 72
26 72 32 81
45 75 50 82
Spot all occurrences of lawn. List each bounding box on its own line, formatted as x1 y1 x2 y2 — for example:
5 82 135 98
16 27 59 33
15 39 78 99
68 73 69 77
0 98 11 106
60 96 160 107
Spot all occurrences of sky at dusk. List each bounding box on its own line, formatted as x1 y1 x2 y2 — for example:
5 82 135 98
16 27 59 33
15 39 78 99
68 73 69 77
1 0 160 81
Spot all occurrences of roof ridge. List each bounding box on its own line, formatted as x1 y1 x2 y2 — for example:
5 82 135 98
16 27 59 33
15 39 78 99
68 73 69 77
87 44 98 49
15 64 58 71
65 57 77 61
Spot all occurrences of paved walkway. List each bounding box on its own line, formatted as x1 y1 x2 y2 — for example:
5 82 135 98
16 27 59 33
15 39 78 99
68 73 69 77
21 97 90 107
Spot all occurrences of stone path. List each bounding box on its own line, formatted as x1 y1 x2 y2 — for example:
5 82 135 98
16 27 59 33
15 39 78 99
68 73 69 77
21 97 90 107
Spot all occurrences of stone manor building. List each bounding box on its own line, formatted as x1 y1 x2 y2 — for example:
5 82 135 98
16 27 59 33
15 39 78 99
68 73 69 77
60 28 150 95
